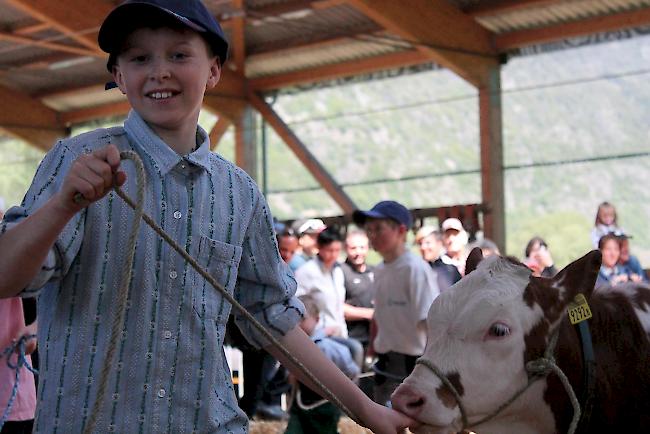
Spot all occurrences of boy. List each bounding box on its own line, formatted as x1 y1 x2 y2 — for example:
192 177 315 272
0 1 411 432
353 200 440 407
285 295 360 434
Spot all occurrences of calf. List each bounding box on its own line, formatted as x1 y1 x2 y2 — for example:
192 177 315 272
392 249 650 434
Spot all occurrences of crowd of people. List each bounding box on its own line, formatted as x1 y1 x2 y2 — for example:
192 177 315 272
232 199 649 431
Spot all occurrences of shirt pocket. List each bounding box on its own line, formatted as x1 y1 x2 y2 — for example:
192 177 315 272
192 235 242 321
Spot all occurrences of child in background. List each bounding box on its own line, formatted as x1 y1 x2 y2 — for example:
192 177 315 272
0 1 411 432
1 202 37 434
617 234 649 282
353 200 440 407
285 295 360 434
523 236 557 278
596 233 642 287
590 201 624 248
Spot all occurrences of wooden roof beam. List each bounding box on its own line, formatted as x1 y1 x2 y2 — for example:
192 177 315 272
59 101 131 125
231 0 247 73
495 6 650 51
250 49 431 91
248 23 381 55
346 0 499 88
248 91 356 213
0 31 100 57
208 117 232 151
13 22 51 36
6 0 112 53
464 0 562 17
236 0 346 18
0 85 67 150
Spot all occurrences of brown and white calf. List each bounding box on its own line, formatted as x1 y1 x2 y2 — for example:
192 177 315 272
392 249 650 434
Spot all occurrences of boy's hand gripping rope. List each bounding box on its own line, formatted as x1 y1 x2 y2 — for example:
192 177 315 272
82 151 359 433
0 334 38 430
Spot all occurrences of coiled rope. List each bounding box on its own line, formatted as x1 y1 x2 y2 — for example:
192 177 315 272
82 151 358 433
0 334 38 430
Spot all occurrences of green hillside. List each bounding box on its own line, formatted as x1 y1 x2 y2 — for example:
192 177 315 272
1 33 648 267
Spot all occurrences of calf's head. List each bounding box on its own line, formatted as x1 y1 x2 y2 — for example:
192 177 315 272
392 249 601 434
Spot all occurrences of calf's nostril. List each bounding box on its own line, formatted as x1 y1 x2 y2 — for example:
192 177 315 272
407 397 426 409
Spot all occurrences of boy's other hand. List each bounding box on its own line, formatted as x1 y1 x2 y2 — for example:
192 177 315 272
56 144 126 214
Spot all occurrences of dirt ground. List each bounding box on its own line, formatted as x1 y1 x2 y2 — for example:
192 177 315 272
249 417 373 434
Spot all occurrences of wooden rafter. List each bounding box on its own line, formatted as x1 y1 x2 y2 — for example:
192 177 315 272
6 0 112 53
60 101 131 125
13 22 51 35
0 31 100 57
231 0 247 73
0 85 66 150
250 49 431 91
495 6 650 51
346 0 498 88
248 91 356 213
247 22 381 56
248 0 347 15
464 0 561 17
208 117 232 151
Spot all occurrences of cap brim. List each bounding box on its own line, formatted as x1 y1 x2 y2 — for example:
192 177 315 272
352 210 388 226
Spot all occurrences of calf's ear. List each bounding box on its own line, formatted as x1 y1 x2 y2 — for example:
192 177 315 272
551 250 601 306
465 247 483 275
523 251 601 343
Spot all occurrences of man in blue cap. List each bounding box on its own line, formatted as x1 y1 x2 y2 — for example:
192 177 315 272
0 1 414 433
353 201 440 407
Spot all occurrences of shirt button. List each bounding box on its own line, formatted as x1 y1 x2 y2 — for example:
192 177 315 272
158 388 166 398
180 163 186 170
163 330 172 339
173 211 182 219
169 271 178 279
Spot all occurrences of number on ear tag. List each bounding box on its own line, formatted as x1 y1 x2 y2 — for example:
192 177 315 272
567 293 593 325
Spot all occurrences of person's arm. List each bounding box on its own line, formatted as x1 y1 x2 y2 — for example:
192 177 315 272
0 145 124 299
266 325 415 434
343 303 374 321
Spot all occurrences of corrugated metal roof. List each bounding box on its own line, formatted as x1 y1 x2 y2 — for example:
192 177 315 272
454 0 650 33
0 0 648 125
246 4 381 54
247 34 412 77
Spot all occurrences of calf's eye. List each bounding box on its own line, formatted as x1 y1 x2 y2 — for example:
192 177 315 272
488 323 511 338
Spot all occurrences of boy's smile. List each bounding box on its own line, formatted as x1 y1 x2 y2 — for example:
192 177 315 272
112 27 221 153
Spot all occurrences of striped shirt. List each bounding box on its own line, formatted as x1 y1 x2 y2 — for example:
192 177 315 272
1 110 303 433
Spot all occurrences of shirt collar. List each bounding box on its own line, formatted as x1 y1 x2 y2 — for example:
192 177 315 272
123 110 212 176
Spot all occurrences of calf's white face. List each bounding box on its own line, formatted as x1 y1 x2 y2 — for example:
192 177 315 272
392 251 601 434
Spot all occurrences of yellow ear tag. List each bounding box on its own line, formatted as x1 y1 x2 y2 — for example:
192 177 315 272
567 293 593 325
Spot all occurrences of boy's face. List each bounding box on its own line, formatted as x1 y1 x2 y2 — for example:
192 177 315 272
365 218 405 257
317 240 342 268
112 27 220 139
345 233 369 266
601 238 620 268
418 234 442 262
278 235 298 264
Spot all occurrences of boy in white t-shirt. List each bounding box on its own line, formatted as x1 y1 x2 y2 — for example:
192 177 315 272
353 201 441 407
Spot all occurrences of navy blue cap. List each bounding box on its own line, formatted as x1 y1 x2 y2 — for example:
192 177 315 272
99 0 229 73
353 200 413 229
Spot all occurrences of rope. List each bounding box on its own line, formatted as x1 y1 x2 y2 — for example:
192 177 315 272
0 334 38 430
82 151 359 432
416 326 581 434
83 151 145 434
